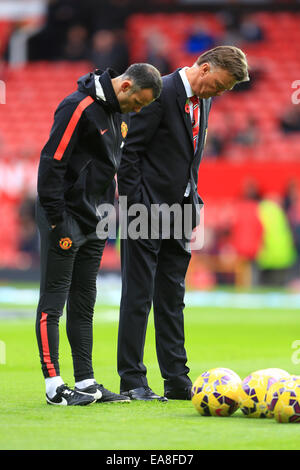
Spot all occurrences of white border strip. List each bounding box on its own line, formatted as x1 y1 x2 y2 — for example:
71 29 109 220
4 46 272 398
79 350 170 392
0 286 300 309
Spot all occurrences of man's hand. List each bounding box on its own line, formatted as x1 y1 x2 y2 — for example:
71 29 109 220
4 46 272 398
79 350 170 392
50 217 74 255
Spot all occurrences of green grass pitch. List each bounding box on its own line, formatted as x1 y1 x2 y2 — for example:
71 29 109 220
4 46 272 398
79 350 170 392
0 298 300 450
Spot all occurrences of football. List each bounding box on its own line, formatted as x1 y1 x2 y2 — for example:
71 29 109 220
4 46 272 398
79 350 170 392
266 376 300 423
191 367 241 417
238 368 290 418
255 368 290 380
265 377 295 418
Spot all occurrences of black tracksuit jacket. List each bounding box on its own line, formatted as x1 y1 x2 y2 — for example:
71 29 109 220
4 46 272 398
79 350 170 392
37 68 129 233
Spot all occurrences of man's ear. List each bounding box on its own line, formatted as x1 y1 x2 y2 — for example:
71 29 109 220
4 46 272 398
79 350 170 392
200 62 211 76
120 80 132 93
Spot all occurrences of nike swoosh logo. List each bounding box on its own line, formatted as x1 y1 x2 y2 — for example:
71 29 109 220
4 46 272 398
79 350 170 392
100 129 108 135
46 396 68 405
57 397 68 405
92 389 103 400
79 389 102 400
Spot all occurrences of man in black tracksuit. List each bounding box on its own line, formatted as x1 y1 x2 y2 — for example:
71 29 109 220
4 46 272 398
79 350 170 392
36 64 162 406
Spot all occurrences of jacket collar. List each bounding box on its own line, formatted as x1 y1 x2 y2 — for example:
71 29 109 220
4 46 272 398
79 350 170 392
174 69 194 145
174 69 210 157
96 68 122 114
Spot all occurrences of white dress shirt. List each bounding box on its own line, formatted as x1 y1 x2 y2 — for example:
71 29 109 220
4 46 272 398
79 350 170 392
95 76 106 102
178 67 200 197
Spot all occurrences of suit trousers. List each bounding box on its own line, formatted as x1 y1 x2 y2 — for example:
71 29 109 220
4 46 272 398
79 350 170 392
118 232 192 392
35 200 106 382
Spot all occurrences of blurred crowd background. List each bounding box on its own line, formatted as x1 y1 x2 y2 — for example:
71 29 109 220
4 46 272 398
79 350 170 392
0 0 300 290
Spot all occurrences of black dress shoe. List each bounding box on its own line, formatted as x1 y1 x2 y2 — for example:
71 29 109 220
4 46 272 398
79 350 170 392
164 387 192 400
121 386 168 402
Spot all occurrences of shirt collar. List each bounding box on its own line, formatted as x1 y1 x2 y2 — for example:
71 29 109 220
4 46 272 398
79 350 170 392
94 69 122 114
179 67 194 99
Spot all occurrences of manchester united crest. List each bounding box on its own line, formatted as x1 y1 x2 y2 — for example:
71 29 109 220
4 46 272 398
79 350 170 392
59 237 73 250
121 121 128 139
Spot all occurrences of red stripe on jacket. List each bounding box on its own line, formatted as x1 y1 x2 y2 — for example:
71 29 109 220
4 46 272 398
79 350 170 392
53 95 94 161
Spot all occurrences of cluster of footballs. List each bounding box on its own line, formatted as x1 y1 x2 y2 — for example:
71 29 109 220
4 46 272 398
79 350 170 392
192 367 300 423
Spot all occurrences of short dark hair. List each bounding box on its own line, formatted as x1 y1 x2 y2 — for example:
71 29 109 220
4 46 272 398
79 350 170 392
122 63 162 99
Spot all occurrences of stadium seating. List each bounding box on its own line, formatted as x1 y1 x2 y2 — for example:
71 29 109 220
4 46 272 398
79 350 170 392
127 11 300 162
0 12 300 270
0 20 13 56
0 61 91 155
0 62 91 267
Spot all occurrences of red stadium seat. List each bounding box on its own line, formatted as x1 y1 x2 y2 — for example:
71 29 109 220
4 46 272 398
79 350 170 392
1 12 300 267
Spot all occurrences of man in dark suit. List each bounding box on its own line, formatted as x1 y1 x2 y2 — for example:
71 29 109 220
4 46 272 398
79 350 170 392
117 46 249 401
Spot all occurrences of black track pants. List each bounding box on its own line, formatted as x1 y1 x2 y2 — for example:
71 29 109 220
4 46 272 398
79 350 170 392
35 200 106 381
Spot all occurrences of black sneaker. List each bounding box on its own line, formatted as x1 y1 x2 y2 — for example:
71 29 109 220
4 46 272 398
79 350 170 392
75 383 130 403
46 384 96 406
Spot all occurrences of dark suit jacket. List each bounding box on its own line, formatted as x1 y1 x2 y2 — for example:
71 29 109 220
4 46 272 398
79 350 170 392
118 69 212 230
